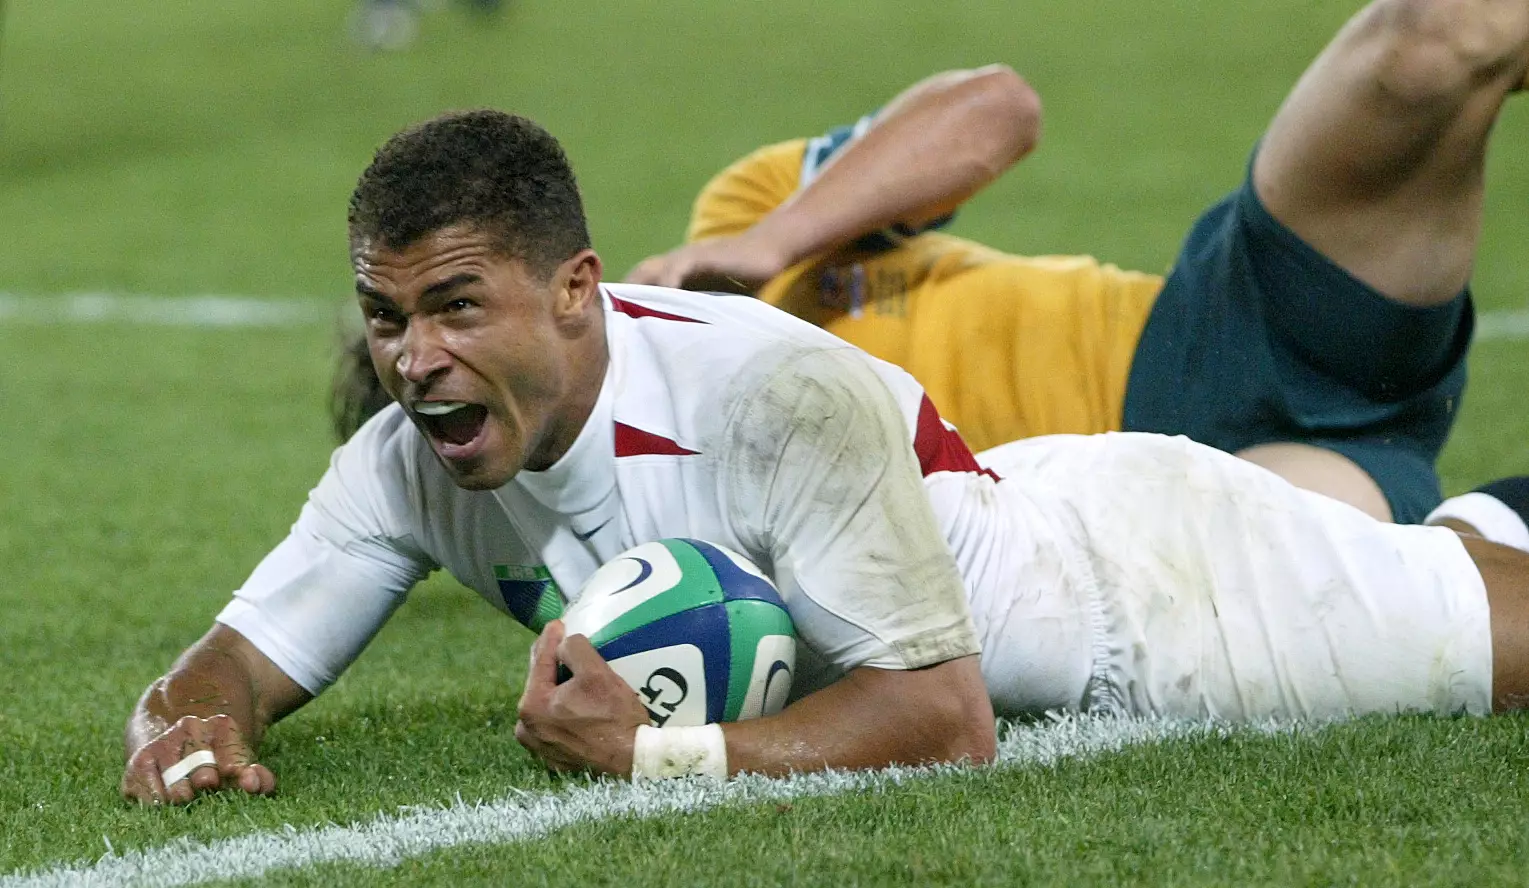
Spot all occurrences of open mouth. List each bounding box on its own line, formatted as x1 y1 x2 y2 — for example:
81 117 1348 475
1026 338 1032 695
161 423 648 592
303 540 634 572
414 401 489 450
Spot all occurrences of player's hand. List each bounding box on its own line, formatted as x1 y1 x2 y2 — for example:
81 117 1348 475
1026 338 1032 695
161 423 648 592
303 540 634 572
624 232 791 295
515 619 650 777
121 713 275 806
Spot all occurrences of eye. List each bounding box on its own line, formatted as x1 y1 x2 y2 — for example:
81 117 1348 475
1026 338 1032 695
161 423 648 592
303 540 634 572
366 305 406 330
444 297 475 313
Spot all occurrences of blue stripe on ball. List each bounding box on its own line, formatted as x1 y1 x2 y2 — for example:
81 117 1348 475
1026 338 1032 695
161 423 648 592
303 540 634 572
594 602 732 724
682 539 786 607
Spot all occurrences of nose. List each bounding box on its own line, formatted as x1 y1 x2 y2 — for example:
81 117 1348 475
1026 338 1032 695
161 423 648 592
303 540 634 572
395 320 452 385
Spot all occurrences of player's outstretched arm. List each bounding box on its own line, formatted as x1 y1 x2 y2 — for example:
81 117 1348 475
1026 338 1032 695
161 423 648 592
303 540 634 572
721 655 995 775
625 65 1041 292
121 624 311 805
515 621 995 776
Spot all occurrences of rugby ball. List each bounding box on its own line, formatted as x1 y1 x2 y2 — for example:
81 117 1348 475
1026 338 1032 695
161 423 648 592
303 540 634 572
561 538 796 726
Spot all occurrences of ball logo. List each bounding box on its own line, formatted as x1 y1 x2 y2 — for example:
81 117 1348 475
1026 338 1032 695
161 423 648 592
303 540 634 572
604 644 708 727
736 635 796 720
764 659 791 697
638 666 689 726
613 557 653 593
563 543 685 635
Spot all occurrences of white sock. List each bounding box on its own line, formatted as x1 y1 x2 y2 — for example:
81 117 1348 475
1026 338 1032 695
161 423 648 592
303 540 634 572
1426 492 1529 553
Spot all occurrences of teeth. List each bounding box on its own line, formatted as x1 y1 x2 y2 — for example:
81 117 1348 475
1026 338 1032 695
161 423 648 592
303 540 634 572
415 401 468 416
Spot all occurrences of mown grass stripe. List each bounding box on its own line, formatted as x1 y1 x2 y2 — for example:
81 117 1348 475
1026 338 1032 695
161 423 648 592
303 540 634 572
0 716 1300 888
1478 307 1529 342
1 293 1526 341
0 293 337 328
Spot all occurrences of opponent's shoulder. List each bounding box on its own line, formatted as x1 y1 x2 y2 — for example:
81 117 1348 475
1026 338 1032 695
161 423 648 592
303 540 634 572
799 113 877 186
685 110 877 245
688 139 810 243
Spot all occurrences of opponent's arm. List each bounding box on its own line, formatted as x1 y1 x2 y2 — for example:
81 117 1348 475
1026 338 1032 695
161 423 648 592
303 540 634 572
121 624 311 805
756 64 1040 259
625 65 1041 291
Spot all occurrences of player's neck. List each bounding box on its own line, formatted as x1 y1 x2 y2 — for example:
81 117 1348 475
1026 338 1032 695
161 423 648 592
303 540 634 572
524 336 610 472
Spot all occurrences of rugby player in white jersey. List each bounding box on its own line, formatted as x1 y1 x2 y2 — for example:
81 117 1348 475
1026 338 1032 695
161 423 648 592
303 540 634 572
123 0 1529 802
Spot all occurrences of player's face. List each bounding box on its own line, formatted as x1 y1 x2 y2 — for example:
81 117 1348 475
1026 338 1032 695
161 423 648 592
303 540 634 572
353 225 606 490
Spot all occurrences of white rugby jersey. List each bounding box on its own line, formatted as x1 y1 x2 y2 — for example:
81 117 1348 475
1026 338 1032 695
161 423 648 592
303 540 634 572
218 284 1011 698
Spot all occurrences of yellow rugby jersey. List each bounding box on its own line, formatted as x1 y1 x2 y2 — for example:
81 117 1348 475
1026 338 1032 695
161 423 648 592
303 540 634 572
686 127 1165 454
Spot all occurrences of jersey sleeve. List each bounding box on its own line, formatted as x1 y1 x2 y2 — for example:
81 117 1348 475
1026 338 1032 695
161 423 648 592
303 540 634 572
797 114 876 188
720 347 980 673
216 414 436 695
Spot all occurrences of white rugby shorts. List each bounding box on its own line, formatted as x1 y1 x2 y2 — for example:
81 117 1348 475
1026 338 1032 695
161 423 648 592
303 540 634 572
970 433 1492 720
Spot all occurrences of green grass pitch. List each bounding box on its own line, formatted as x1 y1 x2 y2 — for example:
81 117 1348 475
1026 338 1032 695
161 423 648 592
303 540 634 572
1 0 1527 884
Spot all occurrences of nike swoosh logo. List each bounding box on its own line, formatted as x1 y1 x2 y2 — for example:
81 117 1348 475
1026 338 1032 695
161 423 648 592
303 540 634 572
572 519 611 542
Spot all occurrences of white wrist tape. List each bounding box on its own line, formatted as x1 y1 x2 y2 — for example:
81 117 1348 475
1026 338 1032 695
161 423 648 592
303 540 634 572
161 749 218 786
631 724 728 781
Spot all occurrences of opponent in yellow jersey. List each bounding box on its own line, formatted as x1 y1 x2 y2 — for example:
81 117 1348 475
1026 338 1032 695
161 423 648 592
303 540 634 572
682 131 1162 455
628 58 1501 525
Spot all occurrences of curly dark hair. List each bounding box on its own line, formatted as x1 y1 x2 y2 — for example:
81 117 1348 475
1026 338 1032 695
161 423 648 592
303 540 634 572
348 110 592 276
330 332 394 442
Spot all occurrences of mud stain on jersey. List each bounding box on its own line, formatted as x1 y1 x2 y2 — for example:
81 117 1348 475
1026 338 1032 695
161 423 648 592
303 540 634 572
712 345 980 671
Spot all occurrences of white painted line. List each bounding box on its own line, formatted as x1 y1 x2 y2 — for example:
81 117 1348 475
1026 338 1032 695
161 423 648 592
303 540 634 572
0 716 1300 888
0 294 337 328
1477 308 1529 343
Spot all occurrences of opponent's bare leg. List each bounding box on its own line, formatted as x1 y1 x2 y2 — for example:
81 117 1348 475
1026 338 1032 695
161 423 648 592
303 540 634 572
1237 441 1393 521
1257 0 1528 303
1236 0 1529 520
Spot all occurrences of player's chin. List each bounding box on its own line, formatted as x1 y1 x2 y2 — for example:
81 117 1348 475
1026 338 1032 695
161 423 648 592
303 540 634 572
433 423 522 490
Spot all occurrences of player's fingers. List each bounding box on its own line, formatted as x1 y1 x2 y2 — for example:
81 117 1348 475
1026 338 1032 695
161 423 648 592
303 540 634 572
121 749 169 806
672 252 722 290
514 719 583 773
123 773 166 806
514 718 551 759
151 715 230 803
206 714 266 792
555 631 609 679
179 717 228 793
542 756 589 775
176 720 224 793
623 255 667 285
125 717 210 805
188 757 223 793
522 620 566 702
634 251 691 289
239 763 277 796
539 619 567 668
659 262 690 289
161 751 213 805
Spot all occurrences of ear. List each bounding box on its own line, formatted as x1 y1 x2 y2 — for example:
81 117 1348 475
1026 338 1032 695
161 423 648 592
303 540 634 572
554 249 604 320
